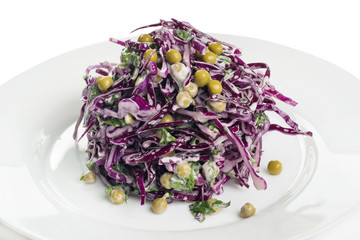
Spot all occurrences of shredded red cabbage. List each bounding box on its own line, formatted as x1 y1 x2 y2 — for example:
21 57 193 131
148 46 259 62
74 18 312 205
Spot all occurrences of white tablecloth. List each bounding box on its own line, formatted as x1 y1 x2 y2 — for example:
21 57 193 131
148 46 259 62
1 0 359 239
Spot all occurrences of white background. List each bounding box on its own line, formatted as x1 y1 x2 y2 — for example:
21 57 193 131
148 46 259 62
0 0 359 239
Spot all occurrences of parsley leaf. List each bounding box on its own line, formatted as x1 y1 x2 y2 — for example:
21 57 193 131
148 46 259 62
120 48 140 67
217 55 232 65
189 199 231 222
159 128 177 145
170 162 200 192
254 112 269 127
89 84 101 103
176 29 194 42
113 164 128 175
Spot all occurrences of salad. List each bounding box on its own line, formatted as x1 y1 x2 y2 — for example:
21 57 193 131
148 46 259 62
74 19 312 222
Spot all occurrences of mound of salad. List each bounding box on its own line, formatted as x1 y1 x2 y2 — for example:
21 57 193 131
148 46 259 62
74 19 312 222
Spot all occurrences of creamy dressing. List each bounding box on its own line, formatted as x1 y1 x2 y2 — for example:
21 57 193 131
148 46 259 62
160 153 200 164
202 161 220 184
169 63 190 85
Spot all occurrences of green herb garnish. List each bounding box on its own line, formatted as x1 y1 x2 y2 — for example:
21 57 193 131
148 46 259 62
189 199 231 222
159 128 177 145
170 162 200 192
176 29 194 42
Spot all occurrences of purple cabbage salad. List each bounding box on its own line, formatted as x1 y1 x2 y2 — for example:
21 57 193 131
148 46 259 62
74 19 312 215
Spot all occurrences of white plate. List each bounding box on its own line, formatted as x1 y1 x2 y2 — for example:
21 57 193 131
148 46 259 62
0 34 359 240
